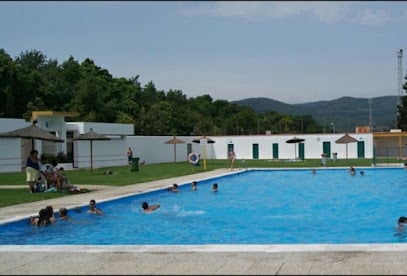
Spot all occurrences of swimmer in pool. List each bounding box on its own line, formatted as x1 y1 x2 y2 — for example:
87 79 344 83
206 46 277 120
58 207 70 220
167 183 179 192
398 216 407 229
87 199 103 215
192 181 197 191
142 202 160 213
212 183 218 193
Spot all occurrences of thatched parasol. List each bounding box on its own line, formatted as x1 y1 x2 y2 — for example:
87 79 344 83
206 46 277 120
73 128 110 173
0 123 64 150
164 135 185 163
335 133 358 162
192 136 215 144
286 137 305 160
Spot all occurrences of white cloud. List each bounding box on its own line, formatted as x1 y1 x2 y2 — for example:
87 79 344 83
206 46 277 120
177 2 264 19
177 2 395 26
307 2 350 24
350 8 393 26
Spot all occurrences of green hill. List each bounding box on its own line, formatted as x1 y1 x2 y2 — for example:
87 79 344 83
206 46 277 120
233 95 398 133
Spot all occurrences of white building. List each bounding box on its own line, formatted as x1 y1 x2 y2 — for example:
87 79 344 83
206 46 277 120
0 112 375 173
127 133 373 165
0 112 133 172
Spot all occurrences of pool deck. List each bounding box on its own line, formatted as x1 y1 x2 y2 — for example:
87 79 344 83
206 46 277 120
1 168 407 275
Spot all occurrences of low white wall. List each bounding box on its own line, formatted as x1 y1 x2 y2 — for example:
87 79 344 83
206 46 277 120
74 138 128 169
0 115 375 172
0 119 31 173
126 133 373 165
0 138 23 173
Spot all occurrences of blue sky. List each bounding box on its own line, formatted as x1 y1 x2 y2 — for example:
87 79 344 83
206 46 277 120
1 1 406 104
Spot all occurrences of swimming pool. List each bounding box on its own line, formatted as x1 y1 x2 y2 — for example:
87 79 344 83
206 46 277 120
1 168 406 245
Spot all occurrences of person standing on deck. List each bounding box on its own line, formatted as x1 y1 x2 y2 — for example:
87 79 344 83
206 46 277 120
127 147 133 165
228 150 236 171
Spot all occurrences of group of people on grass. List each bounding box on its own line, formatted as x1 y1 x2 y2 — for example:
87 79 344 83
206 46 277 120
25 150 78 193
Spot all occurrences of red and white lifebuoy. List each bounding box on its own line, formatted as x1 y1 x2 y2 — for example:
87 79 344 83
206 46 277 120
188 152 200 165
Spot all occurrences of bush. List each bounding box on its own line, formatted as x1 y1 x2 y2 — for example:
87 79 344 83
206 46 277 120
40 153 57 164
57 152 70 163
40 152 71 164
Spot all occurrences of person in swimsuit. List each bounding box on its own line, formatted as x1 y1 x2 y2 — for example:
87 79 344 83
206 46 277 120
142 202 160 213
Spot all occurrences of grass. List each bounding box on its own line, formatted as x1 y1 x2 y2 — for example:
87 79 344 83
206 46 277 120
0 189 87 208
0 157 392 207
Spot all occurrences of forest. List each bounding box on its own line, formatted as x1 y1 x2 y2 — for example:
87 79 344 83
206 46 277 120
0 49 325 136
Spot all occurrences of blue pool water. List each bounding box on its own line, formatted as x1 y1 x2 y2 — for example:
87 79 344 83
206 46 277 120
1 168 407 245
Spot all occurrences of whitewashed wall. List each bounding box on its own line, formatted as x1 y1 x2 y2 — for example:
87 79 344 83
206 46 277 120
127 133 373 165
0 115 374 172
68 122 133 169
74 138 128 168
0 138 22 173
0 119 133 172
0 119 31 173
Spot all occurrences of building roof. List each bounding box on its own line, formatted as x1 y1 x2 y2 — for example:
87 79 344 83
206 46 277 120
373 132 407 138
32 111 80 121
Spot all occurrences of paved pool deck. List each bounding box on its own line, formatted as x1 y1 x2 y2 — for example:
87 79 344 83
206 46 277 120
1 168 407 275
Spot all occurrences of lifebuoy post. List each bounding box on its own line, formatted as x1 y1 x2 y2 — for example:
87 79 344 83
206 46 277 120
188 152 200 166
200 138 207 170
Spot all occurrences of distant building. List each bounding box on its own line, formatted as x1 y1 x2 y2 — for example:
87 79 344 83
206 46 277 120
0 111 133 172
2 111 407 173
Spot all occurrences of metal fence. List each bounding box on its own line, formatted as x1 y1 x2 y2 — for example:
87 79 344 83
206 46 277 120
374 146 407 165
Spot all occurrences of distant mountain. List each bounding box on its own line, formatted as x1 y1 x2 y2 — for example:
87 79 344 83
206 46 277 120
232 96 398 133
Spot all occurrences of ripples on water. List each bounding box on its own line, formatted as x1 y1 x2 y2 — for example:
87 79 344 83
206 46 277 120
1 168 406 245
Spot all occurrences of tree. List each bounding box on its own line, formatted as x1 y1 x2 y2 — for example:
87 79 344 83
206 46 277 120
138 81 165 112
165 89 192 135
229 107 259 135
140 101 173 135
71 58 112 121
59 56 82 113
14 49 50 119
0 48 328 136
0 49 21 117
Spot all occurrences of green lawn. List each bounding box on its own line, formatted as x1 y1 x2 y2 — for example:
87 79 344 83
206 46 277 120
0 158 382 207
0 189 84 208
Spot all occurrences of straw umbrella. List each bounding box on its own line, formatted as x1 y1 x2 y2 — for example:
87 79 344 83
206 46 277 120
192 136 215 144
286 137 305 160
164 135 185 163
335 133 358 163
0 123 64 150
73 128 110 173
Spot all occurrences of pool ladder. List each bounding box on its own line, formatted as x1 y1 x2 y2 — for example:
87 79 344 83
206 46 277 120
238 159 248 171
